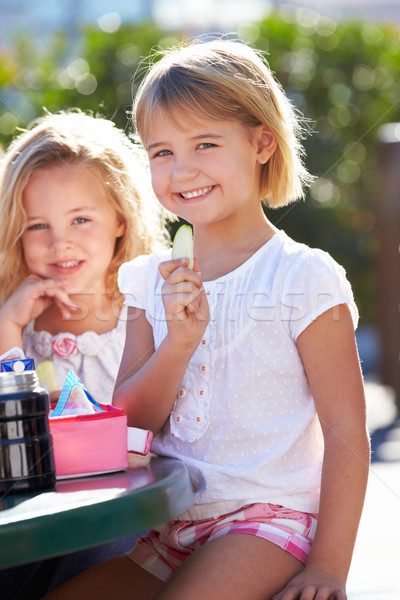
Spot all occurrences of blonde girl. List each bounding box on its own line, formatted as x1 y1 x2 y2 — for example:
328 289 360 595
0 109 163 403
46 40 370 600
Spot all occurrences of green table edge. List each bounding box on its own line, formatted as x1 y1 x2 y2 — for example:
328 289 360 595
0 457 193 569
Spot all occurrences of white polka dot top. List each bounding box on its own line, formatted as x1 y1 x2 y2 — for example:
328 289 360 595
118 230 358 519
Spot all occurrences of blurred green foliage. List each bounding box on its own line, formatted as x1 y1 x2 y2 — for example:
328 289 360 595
1 12 400 324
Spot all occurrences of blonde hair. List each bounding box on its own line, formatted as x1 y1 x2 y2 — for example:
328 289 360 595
134 39 313 207
0 109 164 306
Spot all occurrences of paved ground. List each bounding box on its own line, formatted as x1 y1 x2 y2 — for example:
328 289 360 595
347 379 400 595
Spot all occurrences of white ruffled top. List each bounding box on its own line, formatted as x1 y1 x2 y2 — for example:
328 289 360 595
22 306 127 404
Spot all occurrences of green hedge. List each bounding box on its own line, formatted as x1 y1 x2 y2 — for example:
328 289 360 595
1 13 399 323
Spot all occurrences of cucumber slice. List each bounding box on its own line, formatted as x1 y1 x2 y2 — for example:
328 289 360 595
172 225 194 269
36 360 59 393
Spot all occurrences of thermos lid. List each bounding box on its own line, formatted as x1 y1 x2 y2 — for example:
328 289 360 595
0 371 49 419
0 370 40 393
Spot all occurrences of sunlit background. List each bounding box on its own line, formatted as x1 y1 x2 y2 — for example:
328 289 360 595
0 0 399 399
1 0 400 34
1 0 400 590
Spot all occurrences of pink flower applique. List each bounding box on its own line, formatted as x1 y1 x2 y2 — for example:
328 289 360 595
51 335 77 358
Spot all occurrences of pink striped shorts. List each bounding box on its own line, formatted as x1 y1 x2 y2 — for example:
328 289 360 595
126 502 317 582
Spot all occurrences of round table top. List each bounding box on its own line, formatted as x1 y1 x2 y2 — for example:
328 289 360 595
0 456 193 569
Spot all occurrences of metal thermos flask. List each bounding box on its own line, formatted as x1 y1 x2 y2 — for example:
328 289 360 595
0 370 56 496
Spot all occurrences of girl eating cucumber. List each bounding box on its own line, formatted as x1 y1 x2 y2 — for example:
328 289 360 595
46 39 370 600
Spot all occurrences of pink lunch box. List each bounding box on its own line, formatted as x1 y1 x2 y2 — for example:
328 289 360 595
49 403 129 479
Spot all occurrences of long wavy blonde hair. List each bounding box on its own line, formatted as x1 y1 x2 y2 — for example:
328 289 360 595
134 39 313 208
0 109 165 306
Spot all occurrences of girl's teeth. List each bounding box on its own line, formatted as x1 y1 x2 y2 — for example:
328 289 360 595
181 186 213 199
55 261 80 268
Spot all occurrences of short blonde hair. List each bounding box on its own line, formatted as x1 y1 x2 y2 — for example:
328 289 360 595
134 39 313 207
0 109 164 306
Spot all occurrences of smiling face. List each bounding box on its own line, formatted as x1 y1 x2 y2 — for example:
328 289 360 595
21 163 125 295
146 107 276 231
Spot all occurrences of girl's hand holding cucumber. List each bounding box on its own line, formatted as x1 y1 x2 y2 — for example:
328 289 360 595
159 225 209 349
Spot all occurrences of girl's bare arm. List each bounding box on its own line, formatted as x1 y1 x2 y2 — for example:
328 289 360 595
113 258 209 432
274 304 370 600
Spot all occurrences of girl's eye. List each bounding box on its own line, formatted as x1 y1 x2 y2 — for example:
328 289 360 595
153 149 172 158
27 223 47 231
198 142 216 149
74 217 90 224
